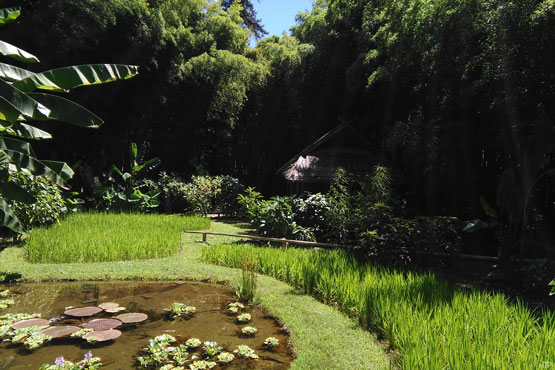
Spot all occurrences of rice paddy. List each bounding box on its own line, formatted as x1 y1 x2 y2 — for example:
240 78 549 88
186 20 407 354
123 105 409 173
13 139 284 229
25 212 209 263
202 244 555 369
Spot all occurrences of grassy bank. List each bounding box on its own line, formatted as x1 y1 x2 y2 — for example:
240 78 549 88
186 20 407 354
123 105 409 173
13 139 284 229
25 213 209 263
0 218 389 370
202 244 555 369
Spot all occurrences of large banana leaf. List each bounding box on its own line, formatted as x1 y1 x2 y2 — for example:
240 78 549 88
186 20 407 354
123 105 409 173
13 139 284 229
3 150 68 187
0 62 35 82
0 136 34 156
0 198 24 233
0 80 50 122
0 180 35 204
13 64 139 93
28 93 104 128
0 7 20 26
41 160 74 182
133 157 161 179
0 40 39 63
3 122 52 140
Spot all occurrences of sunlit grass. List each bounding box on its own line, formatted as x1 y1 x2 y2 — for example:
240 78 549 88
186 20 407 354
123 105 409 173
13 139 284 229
202 244 555 369
26 212 209 263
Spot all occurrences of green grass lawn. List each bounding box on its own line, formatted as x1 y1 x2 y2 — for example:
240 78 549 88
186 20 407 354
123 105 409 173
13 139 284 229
202 244 555 369
25 212 209 263
0 217 390 370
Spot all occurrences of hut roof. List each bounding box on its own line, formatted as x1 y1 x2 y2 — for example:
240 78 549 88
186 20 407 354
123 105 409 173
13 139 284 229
278 121 379 184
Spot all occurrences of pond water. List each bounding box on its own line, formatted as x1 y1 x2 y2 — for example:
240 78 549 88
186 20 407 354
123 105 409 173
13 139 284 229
0 281 294 369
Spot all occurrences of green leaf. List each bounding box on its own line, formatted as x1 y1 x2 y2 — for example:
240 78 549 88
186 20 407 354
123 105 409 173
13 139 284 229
480 196 498 219
12 64 139 93
0 198 24 233
0 40 39 63
0 136 34 156
133 157 161 179
3 150 67 187
41 160 74 182
0 180 35 204
3 122 52 140
0 63 35 82
130 142 138 164
0 80 50 122
0 7 21 26
27 93 104 128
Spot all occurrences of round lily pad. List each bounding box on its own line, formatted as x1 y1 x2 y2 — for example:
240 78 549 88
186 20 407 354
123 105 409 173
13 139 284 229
114 313 148 324
98 302 119 310
11 318 50 330
83 329 122 342
64 306 103 317
105 306 126 313
39 325 81 339
81 319 122 331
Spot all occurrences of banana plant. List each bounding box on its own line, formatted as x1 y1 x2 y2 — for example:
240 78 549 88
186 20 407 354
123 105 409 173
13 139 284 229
0 7 139 233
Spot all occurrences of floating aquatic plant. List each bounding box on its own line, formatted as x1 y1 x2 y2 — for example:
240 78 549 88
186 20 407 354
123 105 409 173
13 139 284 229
216 352 234 364
202 341 223 358
11 325 49 344
71 328 94 338
39 352 102 369
263 337 279 348
227 302 245 314
236 313 251 323
83 329 122 343
64 307 103 317
39 325 81 339
233 345 259 359
170 302 196 319
189 360 217 370
0 289 9 298
241 326 257 336
0 299 14 309
185 337 201 349
81 318 122 331
24 333 52 350
172 344 189 365
114 312 148 324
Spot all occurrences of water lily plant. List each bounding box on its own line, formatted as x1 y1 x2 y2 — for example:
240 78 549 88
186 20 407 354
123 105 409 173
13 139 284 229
263 337 279 348
236 313 251 323
216 352 234 364
233 344 259 359
170 302 196 319
241 326 257 336
202 341 223 358
227 302 245 314
189 360 217 370
185 337 202 349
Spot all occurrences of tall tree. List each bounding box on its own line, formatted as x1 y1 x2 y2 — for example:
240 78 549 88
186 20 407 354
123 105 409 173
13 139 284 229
222 0 267 39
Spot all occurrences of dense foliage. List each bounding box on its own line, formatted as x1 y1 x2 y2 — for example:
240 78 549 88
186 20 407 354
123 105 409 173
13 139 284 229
3 0 555 256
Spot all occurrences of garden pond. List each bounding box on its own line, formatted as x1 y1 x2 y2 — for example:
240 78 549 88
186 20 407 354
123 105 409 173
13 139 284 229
0 281 294 369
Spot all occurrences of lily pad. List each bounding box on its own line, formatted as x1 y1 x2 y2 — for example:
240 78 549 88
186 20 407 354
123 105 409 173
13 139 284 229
114 312 148 323
105 306 126 313
64 306 102 317
81 319 122 331
83 329 122 342
98 302 119 310
11 318 50 330
39 325 81 339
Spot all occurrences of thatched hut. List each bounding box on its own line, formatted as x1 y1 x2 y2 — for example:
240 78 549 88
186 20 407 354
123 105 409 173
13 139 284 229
277 121 382 193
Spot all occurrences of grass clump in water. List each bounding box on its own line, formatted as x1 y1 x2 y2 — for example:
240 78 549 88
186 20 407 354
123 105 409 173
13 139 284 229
26 213 209 263
202 244 555 369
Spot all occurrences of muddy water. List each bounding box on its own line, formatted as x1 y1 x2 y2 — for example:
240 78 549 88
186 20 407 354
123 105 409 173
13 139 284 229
0 281 294 369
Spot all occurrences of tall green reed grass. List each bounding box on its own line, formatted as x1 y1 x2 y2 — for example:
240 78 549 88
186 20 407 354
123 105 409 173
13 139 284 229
26 212 209 263
202 244 555 369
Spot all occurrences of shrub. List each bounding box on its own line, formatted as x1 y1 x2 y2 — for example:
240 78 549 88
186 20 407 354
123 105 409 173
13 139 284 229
149 173 244 216
292 193 330 240
8 171 64 229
